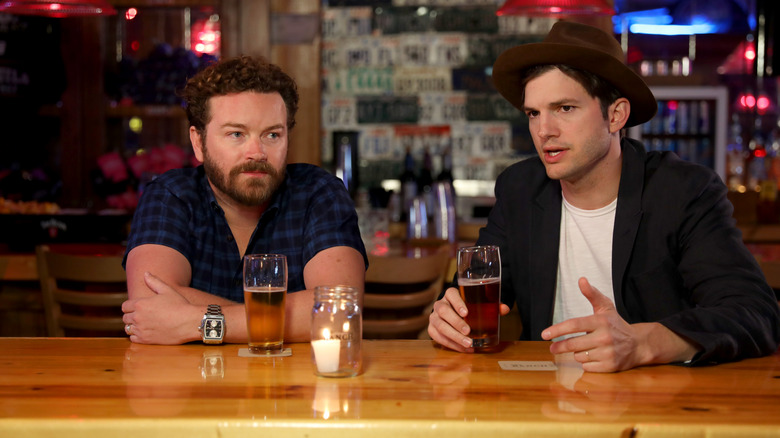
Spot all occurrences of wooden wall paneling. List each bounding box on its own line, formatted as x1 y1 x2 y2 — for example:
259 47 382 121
221 0 322 165
219 0 271 58
59 17 107 208
270 0 321 165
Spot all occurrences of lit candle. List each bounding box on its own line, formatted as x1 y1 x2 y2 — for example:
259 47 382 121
312 329 341 374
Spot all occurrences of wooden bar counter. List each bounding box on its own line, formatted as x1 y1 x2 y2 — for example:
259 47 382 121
1 338 779 437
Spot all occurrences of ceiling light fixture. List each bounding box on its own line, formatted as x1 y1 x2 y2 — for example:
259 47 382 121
0 0 117 18
496 0 615 16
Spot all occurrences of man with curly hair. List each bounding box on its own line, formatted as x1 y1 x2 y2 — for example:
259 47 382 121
121 56 367 345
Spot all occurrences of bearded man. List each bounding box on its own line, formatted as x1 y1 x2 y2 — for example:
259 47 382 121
122 56 366 345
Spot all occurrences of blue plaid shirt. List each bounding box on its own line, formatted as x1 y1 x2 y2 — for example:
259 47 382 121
124 164 367 302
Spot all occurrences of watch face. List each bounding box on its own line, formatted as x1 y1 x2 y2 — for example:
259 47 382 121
204 318 224 340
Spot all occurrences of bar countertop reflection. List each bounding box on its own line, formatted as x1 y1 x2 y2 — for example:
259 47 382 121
0 338 779 437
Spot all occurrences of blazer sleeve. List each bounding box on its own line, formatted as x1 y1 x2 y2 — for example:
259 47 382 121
650 162 780 364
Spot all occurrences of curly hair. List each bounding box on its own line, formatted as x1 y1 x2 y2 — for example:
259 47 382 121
182 55 299 135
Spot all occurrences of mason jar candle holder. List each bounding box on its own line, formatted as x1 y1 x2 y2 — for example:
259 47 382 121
311 285 362 378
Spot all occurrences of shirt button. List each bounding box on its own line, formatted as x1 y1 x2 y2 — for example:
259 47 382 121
226 235 234 242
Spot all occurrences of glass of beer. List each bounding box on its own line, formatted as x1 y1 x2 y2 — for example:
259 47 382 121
243 254 287 355
457 245 501 350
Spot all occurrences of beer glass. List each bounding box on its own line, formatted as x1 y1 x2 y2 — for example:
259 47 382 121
457 245 501 350
243 254 287 355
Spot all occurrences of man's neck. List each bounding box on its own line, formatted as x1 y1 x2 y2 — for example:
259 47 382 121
560 140 623 210
209 182 267 256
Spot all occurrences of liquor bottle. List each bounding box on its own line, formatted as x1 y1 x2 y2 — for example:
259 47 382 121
399 147 417 221
747 119 768 192
437 145 454 186
726 114 745 192
417 147 435 217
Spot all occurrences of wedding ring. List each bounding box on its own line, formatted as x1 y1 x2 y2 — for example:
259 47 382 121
125 324 132 336
584 350 590 360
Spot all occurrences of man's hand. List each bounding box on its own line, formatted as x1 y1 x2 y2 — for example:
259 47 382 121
541 277 699 372
541 277 641 372
122 272 202 345
428 287 511 353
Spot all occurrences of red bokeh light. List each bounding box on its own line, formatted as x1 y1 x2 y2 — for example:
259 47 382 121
757 96 771 111
744 46 756 61
125 7 137 20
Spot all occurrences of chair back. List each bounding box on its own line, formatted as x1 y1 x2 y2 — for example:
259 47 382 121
363 248 450 339
36 244 128 337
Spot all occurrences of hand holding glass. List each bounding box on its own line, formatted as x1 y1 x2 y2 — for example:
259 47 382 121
243 254 287 355
457 245 501 350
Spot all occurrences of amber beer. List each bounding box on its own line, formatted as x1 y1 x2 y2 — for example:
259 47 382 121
244 287 286 354
457 245 501 351
243 254 287 355
459 278 500 348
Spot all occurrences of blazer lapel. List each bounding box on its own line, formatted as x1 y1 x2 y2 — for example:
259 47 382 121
612 138 645 317
530 179 562 338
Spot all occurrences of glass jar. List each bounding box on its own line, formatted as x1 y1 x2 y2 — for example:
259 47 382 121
311 285 362 377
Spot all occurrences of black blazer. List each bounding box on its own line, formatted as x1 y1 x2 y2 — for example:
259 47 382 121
478 138 780 365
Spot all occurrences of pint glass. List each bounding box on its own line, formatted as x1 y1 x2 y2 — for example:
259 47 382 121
457 245 501 350
243 254 287 355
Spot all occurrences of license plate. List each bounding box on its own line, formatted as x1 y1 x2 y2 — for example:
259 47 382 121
322 67 395 95
418 92 467 125
358 125 396 160
322 96 358 128
374 6 436 34
433 6 498 33
356 96 419 124
394 67 452 94
321 7 373 40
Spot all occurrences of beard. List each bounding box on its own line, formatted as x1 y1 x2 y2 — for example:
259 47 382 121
202 148 286 207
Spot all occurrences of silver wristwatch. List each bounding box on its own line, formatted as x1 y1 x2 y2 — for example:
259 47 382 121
199 304 225 344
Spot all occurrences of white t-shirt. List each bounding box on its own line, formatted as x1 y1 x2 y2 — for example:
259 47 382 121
552 196 617 339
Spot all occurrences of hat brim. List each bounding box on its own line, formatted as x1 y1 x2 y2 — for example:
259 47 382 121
492 42 657 127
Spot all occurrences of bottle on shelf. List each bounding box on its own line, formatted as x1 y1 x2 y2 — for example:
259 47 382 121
726 114 746 192
399 146 417 222
417 147 435 220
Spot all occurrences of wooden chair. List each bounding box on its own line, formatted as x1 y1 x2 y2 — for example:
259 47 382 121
36 244 128 337
364 249 450 339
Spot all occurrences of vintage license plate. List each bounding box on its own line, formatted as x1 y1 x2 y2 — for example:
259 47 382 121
466 93 523 121
358 125 396 160
322 96 358 129
346 35 401 68
394 67 452 94
374 6 436 34
321 7 373 40
451 122 512 158
322 67 395 95
431 33 468 67
418 92 467 125
433 6 498 33
356 95 419 124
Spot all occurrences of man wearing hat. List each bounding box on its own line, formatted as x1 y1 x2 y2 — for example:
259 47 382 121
428 21 779 372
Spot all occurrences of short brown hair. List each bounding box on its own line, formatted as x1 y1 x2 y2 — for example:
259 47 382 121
182 55 299 135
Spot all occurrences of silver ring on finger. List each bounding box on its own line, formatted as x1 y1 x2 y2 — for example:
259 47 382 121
125 324 132 336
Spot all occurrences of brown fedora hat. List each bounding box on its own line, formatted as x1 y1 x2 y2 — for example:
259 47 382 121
492 21 656 127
